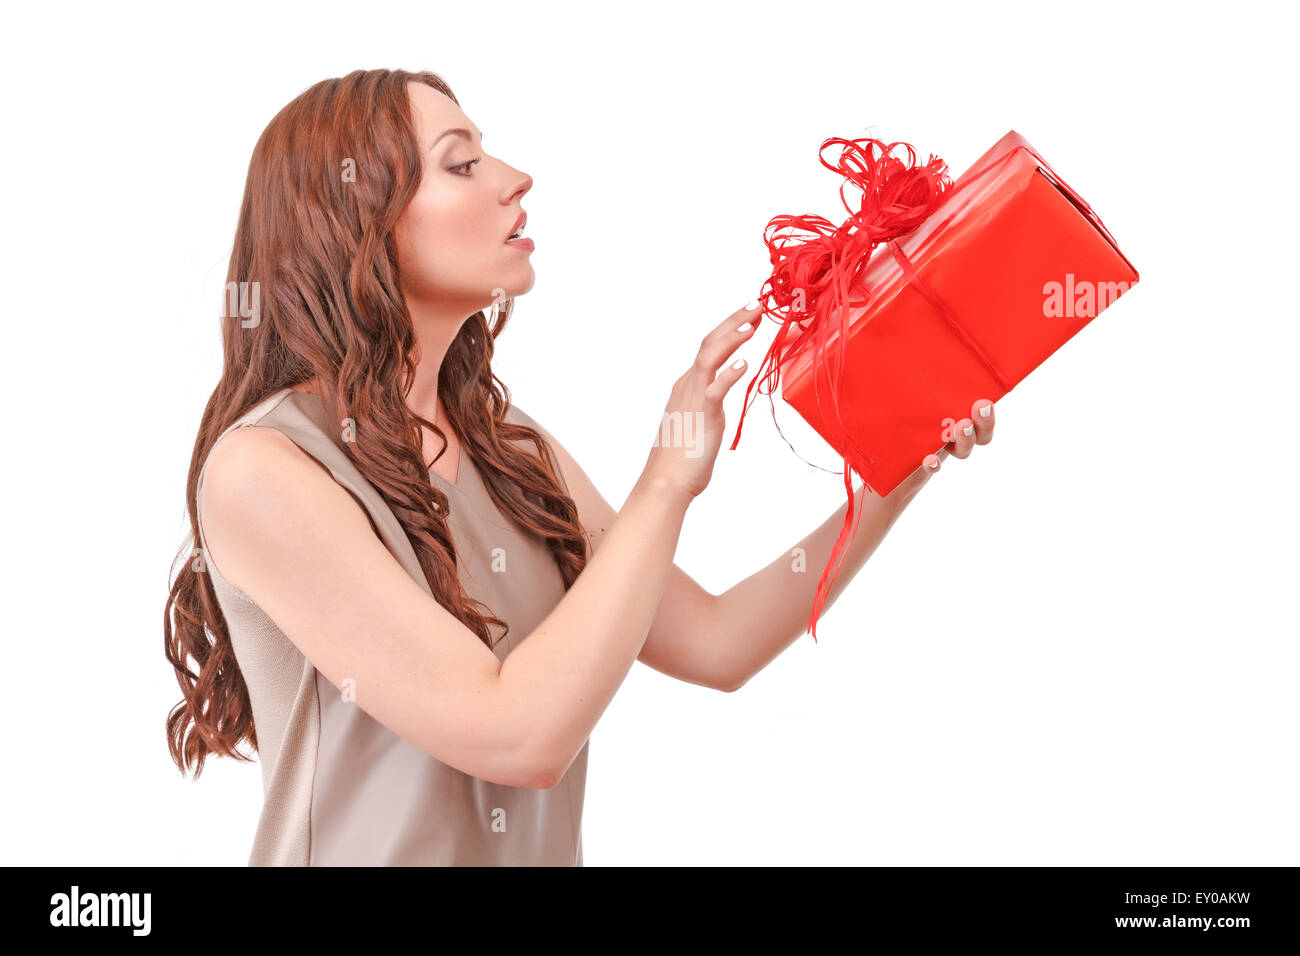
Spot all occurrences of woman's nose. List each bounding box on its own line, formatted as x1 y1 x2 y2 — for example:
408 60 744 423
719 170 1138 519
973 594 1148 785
503 166 532 201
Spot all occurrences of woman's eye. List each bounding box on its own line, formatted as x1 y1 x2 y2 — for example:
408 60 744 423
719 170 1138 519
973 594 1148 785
449 158 481 176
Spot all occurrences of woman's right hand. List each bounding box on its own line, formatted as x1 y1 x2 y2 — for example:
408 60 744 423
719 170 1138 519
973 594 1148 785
640 301 762 500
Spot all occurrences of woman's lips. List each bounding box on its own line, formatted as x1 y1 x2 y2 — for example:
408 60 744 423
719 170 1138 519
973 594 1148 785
506 211 527 241
505 236 535 250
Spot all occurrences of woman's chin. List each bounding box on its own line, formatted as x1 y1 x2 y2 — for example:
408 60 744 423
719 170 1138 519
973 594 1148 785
504 267 536 298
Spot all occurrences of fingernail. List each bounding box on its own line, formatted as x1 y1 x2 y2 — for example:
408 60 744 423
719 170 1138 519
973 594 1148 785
732 359 746 369
979 404 992 418
963 424 974 436
745 299 760 311
737 322 753 332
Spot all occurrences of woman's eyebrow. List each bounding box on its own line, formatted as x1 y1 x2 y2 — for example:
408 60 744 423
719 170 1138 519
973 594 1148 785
429 127 483 150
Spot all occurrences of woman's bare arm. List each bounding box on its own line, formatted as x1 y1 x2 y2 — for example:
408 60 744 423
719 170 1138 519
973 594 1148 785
711 476 918 687
198 425 692 790
523 441 917 693
523 399 999 693
684 398 998 690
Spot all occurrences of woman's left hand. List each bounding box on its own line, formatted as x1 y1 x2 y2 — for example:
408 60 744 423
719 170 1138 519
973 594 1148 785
893 397 997 500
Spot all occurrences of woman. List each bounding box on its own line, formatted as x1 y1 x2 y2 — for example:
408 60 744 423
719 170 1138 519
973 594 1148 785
163 68 995 866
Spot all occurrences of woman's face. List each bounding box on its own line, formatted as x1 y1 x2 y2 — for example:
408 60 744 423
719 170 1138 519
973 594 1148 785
395 82 534 315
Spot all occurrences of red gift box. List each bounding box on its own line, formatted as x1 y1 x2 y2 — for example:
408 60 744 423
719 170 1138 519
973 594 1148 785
733 130 1139 638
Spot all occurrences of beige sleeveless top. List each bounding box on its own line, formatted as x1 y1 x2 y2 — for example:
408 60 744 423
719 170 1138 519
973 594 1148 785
193 387 588 866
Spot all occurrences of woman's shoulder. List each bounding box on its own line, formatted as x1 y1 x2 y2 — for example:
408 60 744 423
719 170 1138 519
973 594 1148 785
203 420 313 490
501 400 536 427
503 400 564 445
198 417 338 548
500 401 561 459
198 389 318 489
197 410 371 607
197 389 345 556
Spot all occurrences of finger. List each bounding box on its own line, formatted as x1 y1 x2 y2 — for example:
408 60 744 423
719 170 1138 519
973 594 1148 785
705 357 748 404
949 417 976 459
971 399 995 444
922 444 951 474
703 301 762 347
697 301 762 373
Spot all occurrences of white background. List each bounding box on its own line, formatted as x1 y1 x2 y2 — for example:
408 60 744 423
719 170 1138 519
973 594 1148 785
3 0 1296 866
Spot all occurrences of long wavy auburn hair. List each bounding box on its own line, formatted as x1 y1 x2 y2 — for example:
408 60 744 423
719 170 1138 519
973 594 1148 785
164 69 589 778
